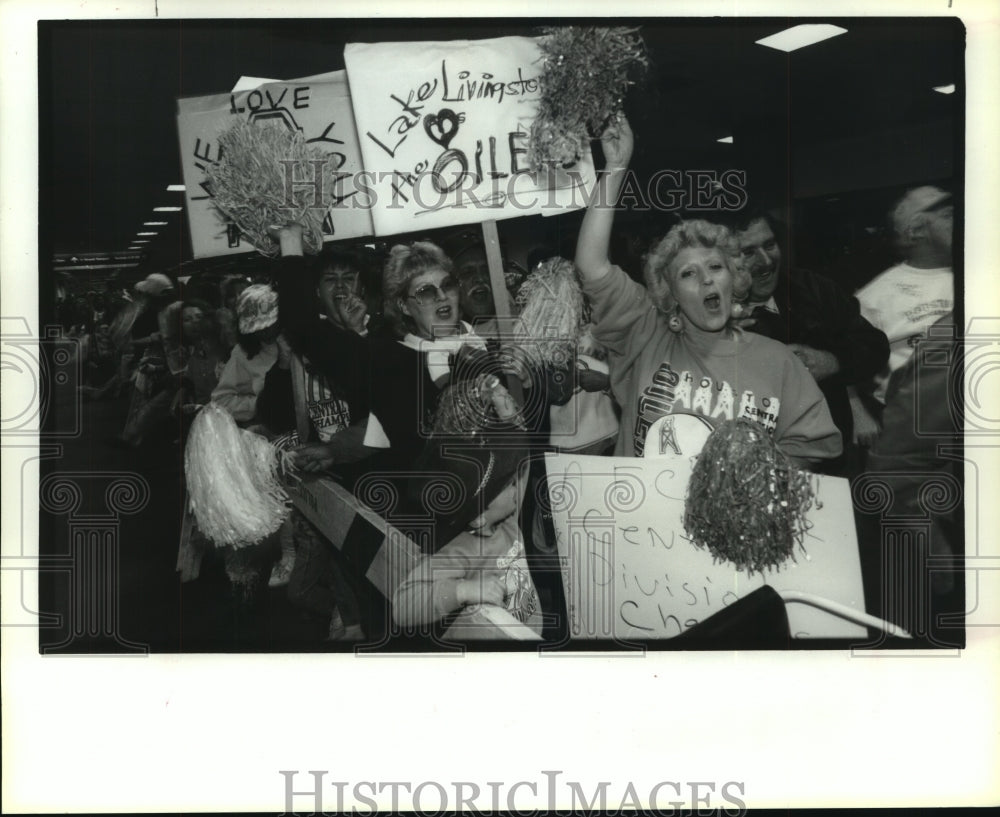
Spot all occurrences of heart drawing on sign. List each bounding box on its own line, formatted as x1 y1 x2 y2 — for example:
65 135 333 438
423 109 460 149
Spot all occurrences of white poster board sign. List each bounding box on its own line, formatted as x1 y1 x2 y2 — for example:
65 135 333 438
545 453 867 641
176 71 373 258
344 36 596 236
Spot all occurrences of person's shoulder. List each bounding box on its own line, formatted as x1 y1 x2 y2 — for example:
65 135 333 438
370 335 421 371
739 329 784 349
787 266 854 299
855 262 906 296
739 330 800 361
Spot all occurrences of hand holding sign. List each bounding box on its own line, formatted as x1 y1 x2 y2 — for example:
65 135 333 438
176 71 373 259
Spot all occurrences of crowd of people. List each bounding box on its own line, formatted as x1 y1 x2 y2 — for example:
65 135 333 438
64 116 958 647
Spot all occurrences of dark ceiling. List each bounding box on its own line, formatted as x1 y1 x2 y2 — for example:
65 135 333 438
39 17 962 275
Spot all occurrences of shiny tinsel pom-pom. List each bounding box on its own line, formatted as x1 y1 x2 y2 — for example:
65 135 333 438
683 418 817 575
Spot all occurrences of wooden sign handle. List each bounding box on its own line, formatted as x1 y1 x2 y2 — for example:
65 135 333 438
480 219 511 317
479 219 525 404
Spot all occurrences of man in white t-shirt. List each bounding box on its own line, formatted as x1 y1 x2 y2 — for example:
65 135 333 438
850 186 954 446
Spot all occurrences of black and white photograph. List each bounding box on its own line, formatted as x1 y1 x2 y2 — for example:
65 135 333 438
3 1 998 812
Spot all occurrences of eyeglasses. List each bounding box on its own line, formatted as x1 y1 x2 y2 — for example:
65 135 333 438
406 277 460 306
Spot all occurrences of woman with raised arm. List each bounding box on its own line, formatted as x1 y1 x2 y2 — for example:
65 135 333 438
575 117 841 467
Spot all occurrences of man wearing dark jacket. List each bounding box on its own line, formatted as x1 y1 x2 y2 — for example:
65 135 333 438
730 212 890 474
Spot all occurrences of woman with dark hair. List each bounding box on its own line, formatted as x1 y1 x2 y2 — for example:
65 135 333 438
575 117 841 467
174 298 225 418
113 298 219 448
216 274 251 357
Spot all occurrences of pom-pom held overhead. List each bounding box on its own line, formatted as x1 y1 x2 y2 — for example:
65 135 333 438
205 119 330 257
683 418 818 576
184 403 294 548
528 26 648 171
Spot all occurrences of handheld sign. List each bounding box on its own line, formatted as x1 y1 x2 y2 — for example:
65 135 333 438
344 36 596 236
176 71 373 258
545 453 867 641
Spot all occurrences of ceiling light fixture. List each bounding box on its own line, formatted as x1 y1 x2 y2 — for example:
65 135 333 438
933 84 955 94
756 24 847 53
717 136 734 144
137 232 157 236
153 206 183 212
167 184 186 192
144 221 168 226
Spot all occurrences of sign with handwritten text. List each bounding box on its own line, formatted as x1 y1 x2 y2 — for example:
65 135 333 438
344 36 596 236
176 71 373 258
545 453 866 641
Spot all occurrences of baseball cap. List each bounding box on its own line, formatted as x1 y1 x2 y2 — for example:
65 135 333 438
236 283 279 334
891 186 952 234
134 273 175 296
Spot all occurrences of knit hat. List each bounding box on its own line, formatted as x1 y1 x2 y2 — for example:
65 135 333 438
236 283 279 334
891 186 951 234
134 273 174 296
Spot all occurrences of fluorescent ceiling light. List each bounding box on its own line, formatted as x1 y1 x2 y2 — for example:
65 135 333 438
717 135 734 144
933 84 955 94
133 240 150 244
166 184 186 192
144 221 168 226
137 232 157 236
756 24 847 53
153 206 183 212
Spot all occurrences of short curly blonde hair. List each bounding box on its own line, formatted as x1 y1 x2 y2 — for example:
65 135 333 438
382 241 454 337
643 219 750 315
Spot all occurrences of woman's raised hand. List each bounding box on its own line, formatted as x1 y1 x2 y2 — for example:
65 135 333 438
267 222 304 257
601 114 634 171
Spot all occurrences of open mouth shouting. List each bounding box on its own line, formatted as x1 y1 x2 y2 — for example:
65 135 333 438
467 282 492 302
667 247 735 333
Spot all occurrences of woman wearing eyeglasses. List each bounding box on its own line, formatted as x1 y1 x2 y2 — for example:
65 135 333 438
270 223 493 470
360 240 490 455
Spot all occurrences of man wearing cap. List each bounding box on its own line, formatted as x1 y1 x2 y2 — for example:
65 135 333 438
849 186 954 447
126 273 176 344
730 211 890 474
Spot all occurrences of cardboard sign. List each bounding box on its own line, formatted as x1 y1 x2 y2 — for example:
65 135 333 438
176 71 373 258
344 36 596 236
545 453 867 641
